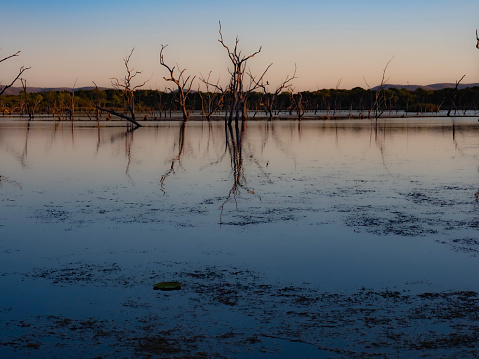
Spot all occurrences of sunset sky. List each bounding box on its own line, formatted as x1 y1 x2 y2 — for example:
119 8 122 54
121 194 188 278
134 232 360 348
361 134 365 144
2 0 478 90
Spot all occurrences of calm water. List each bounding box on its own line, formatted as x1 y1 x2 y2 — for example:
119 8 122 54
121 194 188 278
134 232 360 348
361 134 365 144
1 118 479 357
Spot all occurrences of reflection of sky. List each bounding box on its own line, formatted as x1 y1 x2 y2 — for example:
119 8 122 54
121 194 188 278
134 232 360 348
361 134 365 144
1 119 479 294
2 1 479 89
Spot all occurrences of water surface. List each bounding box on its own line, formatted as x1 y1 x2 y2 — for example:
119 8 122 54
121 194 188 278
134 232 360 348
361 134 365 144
1 118 479 357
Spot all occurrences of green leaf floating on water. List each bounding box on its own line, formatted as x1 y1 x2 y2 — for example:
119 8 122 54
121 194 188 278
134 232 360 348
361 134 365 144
153 282 181 291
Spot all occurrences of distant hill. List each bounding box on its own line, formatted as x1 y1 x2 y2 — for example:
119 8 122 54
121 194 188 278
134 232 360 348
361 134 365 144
3 83 479 95
372 83 479 91
0 86 110 96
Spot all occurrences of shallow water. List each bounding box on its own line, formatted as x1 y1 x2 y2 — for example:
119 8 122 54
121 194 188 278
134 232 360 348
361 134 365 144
1 118 479 357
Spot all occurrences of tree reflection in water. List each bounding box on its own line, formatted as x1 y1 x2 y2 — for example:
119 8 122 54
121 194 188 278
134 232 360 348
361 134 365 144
109 125 140 180
220 120 260 223
160 120 187 193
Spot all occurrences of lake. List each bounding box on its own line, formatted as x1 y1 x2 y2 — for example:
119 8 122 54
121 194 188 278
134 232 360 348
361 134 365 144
1 118 479 358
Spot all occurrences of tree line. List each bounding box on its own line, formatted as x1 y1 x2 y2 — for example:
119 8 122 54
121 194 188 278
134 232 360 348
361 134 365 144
1 85 479 119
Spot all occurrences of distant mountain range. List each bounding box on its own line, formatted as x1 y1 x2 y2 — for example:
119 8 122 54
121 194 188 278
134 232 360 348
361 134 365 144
371 83 479 91
1 86 109 96
2 83 479 95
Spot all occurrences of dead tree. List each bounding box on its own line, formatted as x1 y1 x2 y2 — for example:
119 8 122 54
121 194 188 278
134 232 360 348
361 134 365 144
68 80 77 121
447 74 466 117
476 30 479 49
217 21 270 123
20 78 42 120
159 45 196 121
199 71 225 121
289 87 305 120
95 48 146 127
364 56 394 120
333 77 342 115
0 50 30 96
91 81 106 120
373 56 394 120
259 65 296 121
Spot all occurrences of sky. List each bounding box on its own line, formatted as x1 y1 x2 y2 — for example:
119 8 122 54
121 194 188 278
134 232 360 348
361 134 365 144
1 0 479 90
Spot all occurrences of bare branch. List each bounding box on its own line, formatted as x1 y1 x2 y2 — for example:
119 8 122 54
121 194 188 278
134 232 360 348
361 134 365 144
363 76 371 90
0 65 30 96
0 50 21 64
93 105 142 127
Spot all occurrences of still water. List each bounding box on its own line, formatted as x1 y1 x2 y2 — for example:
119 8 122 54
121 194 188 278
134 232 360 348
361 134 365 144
1 118 479 357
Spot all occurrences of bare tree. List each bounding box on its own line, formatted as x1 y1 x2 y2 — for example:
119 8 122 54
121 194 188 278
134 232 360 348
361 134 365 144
67 80 77 121
259 65 297 121
91 81 106 120
0 50 30 96
199 71 225 121
159 45 196 121
19 78 42 120
333 77 343 116
364 56 394 120
95 48 146 127
217 21 271 123
476 30 479 49
289 87 305 120
447 74 466 117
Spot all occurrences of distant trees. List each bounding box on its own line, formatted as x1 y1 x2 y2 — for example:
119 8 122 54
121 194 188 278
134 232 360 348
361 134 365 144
3 86 479 119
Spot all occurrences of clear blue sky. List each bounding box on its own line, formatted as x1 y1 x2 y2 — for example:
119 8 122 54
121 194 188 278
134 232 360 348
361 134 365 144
1 0 478 90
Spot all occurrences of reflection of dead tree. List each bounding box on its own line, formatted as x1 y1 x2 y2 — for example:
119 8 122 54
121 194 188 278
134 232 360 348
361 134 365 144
160 120 187 193
0 50 30 96
124 128 134 179
259 65 296 121
95 48 145 127
199 72 225 121
20 119 32 168
108 126 140 179
447 74 466 117
217 21 270 123
160 45 196 121
219 121 259 223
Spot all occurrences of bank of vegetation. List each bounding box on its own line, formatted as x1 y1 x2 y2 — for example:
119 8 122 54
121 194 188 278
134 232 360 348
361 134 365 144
1 85 479 121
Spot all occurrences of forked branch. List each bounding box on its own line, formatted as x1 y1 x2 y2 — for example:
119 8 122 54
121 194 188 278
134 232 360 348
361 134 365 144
0 49 30 96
